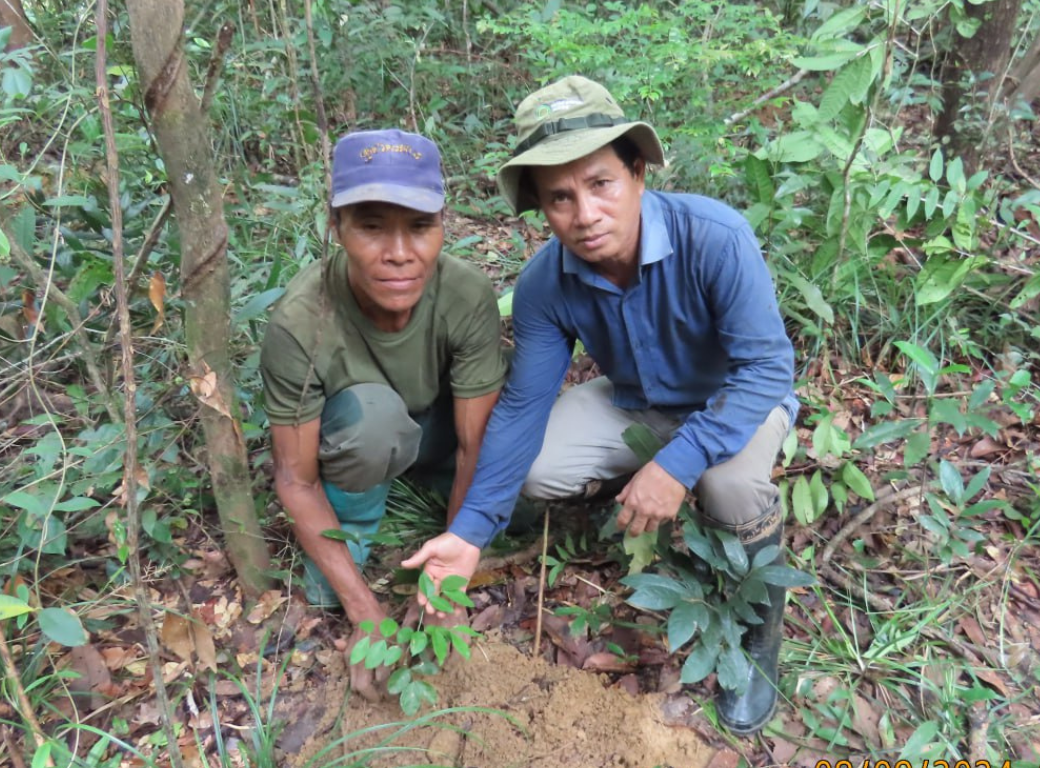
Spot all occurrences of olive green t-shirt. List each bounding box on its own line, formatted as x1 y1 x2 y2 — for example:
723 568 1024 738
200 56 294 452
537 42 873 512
260 252 507 425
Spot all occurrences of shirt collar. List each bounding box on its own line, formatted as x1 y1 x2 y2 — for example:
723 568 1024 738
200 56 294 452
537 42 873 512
560 191 674 283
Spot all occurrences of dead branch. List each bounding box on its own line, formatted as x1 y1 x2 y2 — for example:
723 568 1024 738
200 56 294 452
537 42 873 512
967 700 988 762
821 484 925 565
95 4 186 768
1008 122 1040 192
0 622 49 761
533 508 550 659
478 537 552 572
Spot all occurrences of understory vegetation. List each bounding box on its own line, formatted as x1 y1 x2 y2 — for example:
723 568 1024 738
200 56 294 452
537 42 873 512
0 0 1038 766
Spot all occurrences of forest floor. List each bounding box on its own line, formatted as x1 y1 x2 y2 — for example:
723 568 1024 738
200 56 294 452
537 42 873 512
47 304 1040 768
23 121 1040 768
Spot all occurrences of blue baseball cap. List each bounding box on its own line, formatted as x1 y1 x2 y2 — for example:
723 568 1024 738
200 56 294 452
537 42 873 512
331 129 444 213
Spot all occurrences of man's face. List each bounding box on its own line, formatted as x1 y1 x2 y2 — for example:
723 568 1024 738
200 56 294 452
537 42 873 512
530 145 645 278
335 202 444 332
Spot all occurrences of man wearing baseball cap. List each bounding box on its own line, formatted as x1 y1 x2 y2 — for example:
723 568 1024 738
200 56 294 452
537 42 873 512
405 77 798 734
261 128 507 701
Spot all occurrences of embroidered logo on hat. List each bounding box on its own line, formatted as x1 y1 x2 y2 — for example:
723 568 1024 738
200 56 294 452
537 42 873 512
331 129 444 213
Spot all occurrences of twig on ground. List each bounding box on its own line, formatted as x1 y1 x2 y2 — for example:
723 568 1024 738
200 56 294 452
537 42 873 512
95 5 185 768
533 508 551 659
821 484 925 565
967 701 988 762
0 623 50 762
1008 123 1040 192
478 537 552 572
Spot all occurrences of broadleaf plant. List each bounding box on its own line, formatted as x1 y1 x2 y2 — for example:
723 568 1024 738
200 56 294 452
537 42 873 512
618 424 814 693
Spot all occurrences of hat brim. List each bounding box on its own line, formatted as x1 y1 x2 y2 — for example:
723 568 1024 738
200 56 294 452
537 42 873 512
330 183 444 214
497 122 665 215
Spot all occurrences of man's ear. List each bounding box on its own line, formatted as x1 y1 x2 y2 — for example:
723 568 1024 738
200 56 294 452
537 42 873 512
633 157 646 182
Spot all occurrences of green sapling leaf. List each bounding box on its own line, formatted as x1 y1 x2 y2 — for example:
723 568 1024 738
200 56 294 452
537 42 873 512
418 571 437 600
364 639 388 669
430 628 449 665
450 632 472 660
410 632 428 656
429 595 455 614
443 589 474 609
379 617 398 638
399 682 422 716
349 636 370 665
441 574 468 593
387 667 411 695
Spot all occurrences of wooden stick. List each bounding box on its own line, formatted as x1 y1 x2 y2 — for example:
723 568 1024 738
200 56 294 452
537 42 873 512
0 622 49 761
532 508 550 658
96 4 185 768
821 484 924 565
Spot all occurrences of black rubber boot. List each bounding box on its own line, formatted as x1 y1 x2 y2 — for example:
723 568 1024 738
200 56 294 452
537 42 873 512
713 501 786 735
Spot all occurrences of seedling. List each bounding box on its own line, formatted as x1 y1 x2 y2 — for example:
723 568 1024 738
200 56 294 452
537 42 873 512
349 573 479 715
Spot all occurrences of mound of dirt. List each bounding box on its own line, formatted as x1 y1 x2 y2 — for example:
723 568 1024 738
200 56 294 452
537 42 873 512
285 634 714 768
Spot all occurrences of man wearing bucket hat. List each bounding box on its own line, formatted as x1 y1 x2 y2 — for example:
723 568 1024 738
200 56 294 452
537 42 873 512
261 128 507 701
404 77 798 734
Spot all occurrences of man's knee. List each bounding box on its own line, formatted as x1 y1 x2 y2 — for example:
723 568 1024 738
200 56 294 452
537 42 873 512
522 451 585 500
318 383 421 491
696 463 776 526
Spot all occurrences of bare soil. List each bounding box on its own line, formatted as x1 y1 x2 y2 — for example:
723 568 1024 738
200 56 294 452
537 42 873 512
280 633 714 768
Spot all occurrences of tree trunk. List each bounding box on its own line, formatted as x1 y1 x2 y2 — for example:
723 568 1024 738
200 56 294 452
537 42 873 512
125 0 271 596
0 0 32 50
934 0 1022 170
1008 31 1040 107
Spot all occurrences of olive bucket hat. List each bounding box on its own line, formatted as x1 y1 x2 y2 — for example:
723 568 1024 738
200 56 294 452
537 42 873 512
496 75 665 215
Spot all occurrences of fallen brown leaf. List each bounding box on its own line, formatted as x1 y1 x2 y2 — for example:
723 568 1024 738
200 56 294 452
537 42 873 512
582 651 636 673
246 589 286 624
149 271 166 333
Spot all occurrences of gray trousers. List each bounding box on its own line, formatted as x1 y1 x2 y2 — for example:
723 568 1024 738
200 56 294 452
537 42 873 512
522 377 790 527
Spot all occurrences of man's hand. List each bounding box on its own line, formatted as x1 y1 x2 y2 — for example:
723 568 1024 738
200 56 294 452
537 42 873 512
616 460 687 536
401 533 480 617
344 608 391 702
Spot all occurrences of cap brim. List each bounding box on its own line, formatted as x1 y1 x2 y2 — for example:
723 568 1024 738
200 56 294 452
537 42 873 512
331 183 444 214
497 122 665 215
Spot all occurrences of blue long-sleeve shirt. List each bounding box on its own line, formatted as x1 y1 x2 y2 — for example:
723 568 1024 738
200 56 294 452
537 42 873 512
450 190 798 548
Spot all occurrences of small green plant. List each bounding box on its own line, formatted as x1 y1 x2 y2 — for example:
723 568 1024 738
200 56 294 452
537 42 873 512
920 461 1008 564
616 425 814 693
554 599 614 638
541 531 588 588
623 513 813 693
350 573 478 716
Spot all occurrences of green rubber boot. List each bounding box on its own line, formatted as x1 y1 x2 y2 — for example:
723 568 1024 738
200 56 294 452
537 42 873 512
302 481 391 609
714 501 785 735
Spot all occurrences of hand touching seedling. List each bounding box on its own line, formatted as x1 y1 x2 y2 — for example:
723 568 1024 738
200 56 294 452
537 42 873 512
348 572 478 715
